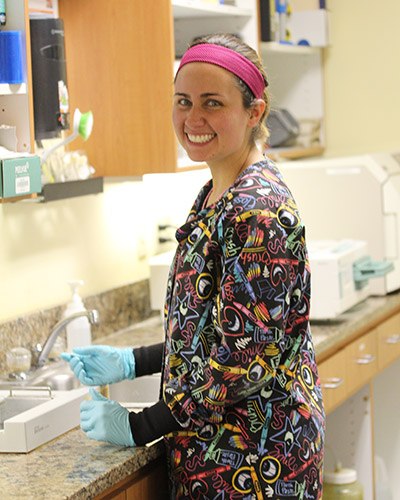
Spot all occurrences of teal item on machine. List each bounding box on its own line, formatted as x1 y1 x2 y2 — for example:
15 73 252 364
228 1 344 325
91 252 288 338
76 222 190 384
353 256 394 290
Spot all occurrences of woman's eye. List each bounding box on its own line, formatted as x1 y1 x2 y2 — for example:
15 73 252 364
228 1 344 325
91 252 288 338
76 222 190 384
206 100 222 108
176 98 191 107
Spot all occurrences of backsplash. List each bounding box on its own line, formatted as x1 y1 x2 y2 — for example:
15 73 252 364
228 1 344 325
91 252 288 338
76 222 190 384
0 280 154 375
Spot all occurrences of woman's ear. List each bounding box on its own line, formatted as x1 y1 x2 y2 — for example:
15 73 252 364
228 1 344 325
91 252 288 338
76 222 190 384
248 99 266 127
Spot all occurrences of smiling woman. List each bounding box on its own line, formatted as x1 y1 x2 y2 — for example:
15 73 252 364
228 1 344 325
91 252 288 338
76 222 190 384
61 33 325 500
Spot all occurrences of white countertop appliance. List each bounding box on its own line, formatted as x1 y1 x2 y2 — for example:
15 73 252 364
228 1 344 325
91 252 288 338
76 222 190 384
308 239 391 320
279 152 400 295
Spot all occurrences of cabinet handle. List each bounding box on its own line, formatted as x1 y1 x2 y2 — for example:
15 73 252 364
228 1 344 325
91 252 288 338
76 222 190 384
385 334 400 344
321 377 344 389
355 354 375 365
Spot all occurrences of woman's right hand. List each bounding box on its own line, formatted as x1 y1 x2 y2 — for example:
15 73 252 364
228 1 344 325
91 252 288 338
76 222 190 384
60 345 136 385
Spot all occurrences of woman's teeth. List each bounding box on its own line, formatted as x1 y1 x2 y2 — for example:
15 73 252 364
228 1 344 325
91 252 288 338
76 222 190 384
187 133 215 144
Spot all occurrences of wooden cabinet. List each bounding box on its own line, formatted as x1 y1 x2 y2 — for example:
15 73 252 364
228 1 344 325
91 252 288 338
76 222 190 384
345 328 377 396
320 313 400 500
377 311 400 370
319 349 347 415
319 328 381 415
58 0 177 177
95 457 169 500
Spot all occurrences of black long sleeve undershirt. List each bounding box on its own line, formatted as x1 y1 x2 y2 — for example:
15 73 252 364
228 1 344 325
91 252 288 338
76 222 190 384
129 343 182 446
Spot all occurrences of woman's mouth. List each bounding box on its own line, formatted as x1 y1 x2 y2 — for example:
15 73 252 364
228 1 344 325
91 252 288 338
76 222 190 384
186 133 216 144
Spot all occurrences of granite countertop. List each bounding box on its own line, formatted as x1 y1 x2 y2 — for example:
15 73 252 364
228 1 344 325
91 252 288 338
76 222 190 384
1 294 400 499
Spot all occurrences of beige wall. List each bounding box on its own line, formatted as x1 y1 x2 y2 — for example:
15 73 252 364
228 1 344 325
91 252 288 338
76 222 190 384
0 170 209 323
324 0 400 156
0 181 150 322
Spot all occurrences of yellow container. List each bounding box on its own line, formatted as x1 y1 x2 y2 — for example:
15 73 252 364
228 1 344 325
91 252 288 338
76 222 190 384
323 467 363 499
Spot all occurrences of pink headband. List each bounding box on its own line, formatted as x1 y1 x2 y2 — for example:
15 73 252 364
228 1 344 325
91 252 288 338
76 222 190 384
177 43 267 99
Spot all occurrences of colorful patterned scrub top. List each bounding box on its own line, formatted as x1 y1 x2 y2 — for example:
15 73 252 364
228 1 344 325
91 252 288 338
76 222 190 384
162 160 325 499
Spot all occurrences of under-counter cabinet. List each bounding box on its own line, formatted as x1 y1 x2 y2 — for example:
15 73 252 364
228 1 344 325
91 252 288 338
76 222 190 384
320 312 400 500
95 457 169 500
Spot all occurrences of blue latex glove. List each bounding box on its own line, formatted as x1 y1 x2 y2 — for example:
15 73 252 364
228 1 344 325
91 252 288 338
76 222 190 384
80 388 135 447
60 345 135 385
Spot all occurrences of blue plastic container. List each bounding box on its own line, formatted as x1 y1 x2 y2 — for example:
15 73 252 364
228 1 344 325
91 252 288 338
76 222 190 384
0 30 25 84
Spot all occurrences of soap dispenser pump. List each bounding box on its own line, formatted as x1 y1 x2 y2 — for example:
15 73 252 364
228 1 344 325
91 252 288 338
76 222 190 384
64 280 92 351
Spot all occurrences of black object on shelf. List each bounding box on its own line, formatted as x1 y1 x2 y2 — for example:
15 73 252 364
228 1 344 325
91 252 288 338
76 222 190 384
259 0 273 42
30 18 70 140
40 177 103 202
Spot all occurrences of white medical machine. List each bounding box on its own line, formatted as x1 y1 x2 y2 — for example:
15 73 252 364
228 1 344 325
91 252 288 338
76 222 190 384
308 239 391 320
279 152 400 296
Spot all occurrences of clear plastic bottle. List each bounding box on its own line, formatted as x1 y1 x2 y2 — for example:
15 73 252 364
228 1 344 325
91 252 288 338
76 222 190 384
323 465 363 499
64 280 92 351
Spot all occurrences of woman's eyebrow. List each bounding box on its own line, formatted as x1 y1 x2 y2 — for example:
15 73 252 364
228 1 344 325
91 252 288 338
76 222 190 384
173 92 223 97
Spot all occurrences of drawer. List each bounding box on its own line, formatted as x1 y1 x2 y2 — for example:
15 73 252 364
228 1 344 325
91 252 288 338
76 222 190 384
377 312 400 370
345 329 377 396
319 349 347 414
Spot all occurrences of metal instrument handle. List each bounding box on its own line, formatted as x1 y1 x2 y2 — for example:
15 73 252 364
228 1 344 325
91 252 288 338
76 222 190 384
385 334 400 345
321 377 344 389
355 354 375 365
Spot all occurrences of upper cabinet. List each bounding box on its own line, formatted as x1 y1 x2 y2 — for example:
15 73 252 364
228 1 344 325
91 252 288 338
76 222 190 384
58 0 177 177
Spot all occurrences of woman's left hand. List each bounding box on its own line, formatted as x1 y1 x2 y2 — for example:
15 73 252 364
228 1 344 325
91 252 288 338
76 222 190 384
80 388 135 447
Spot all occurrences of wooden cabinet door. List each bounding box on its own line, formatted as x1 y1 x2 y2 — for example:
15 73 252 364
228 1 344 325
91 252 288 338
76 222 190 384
377 312 400 370
126 459 169 500
58 0 177 177
319 349 347 414
345 329 377 397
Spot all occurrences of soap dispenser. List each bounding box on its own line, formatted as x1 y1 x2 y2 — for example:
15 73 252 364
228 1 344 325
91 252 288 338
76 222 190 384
64 280 92 351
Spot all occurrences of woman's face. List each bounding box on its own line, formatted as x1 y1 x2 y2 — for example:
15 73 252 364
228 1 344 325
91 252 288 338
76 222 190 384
173 62 256 165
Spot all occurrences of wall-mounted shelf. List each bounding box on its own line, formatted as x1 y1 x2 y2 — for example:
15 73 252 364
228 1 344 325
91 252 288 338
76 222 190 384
172 0 252 19
265 145 324 161
39 176 104 202
0 83 27 96
261 41 321 55
2 177 104 203
173 0 258 70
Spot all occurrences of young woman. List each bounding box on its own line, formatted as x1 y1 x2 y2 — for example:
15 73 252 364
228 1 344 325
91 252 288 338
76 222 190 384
62 34 325 499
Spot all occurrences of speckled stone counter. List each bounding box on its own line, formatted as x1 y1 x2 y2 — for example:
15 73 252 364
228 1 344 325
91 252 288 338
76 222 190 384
1 294 400 499
311 292 400 362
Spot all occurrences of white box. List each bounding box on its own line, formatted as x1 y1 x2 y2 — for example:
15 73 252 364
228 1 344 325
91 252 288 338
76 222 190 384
289 9 330 47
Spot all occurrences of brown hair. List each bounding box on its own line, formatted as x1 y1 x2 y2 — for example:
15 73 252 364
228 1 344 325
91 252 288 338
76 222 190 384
189 33 270 143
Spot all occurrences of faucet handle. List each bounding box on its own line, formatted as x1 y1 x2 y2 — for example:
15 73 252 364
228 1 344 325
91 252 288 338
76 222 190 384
88 309 100 325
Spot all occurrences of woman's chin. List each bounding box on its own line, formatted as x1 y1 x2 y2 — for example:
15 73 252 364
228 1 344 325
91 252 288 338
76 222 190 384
183 150 210 163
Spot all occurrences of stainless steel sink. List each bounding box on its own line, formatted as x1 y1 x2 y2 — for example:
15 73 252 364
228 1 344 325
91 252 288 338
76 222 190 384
108 374 161 408
0 361 81 392
0 388 52 430
29 364 81 391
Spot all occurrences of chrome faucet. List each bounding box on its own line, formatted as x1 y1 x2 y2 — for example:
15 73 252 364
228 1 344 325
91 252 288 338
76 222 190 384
36 310 100 367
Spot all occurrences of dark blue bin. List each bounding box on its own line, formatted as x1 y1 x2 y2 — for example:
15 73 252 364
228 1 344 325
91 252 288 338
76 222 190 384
0 31 25 84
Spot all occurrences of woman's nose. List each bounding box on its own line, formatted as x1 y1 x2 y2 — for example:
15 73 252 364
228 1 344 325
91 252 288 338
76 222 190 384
185 105 205 126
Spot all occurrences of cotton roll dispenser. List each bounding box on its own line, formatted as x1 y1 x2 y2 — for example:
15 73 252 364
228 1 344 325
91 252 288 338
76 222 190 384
30 18 69 140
